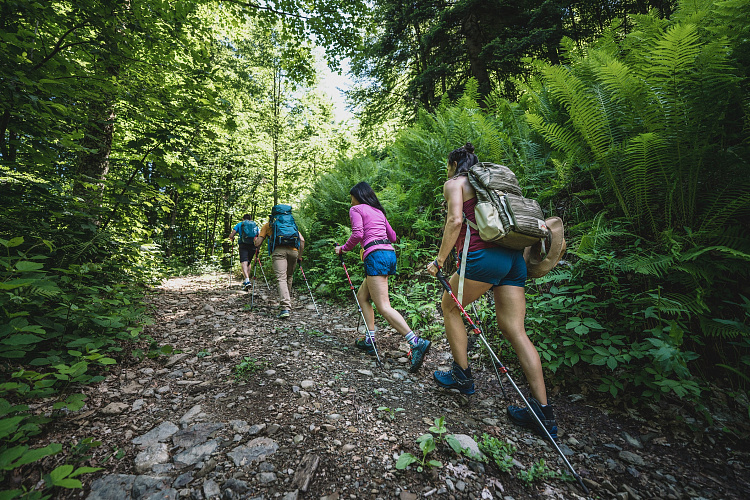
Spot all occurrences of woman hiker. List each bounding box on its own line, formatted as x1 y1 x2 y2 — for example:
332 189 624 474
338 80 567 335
426 142 558 439
335 181 431 373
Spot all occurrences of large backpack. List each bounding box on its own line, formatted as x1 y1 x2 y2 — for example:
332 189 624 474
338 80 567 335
464 162 549 250
239 220 259 245
268 204 300 254
456 162 552 302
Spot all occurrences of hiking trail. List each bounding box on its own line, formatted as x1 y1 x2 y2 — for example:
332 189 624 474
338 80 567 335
53 274 749 500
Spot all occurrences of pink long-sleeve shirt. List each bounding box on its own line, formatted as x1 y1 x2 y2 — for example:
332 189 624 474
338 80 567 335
340 204 397 259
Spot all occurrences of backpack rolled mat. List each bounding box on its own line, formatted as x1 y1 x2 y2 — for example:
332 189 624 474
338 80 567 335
239 220 259 245
269 204 300 254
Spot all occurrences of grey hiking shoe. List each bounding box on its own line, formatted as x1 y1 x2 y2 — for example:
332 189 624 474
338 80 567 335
507 397 558 440
276 310 290 319
408 338 431 373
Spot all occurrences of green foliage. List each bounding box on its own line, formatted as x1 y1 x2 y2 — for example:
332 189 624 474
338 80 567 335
395 433 443 473
234 357 266 380
477 434 516 473
376 406 405 421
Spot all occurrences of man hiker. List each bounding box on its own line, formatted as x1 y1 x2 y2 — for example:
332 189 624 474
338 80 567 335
255 204 305 319
229 213 260 290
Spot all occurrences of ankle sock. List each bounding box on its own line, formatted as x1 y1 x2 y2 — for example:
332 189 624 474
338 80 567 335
405 331 420 346
365 331 375 344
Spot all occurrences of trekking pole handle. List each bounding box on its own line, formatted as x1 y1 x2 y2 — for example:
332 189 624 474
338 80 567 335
435 267 451 292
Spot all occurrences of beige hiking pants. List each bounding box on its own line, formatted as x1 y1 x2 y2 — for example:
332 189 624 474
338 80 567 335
271 246 298 311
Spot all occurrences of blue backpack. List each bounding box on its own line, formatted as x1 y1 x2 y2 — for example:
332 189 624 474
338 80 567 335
269 204 300 254
239 220 259 245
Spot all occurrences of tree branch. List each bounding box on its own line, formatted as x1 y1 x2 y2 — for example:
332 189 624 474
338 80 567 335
32 20 92 71
220 0 310 20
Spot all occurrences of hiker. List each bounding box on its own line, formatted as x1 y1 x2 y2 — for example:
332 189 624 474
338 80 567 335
255 204 305 319
335 182 431 373
426 142 558 438
229 213 259 290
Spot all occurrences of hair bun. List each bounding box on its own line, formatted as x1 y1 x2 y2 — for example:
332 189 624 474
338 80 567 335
464 142 475 154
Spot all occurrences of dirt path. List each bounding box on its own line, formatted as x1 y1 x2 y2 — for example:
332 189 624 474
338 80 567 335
55 274 749 499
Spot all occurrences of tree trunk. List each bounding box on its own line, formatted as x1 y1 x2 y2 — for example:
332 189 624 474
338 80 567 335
462 12 491 105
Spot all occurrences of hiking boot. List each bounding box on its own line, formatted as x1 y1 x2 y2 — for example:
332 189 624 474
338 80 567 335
242 280 251 290
433 361 475 395
507 397 558 440
354 337 376 356
276 310 290 319
408 338 431 373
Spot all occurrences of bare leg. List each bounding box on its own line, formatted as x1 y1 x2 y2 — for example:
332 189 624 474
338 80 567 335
442 273 492 370
494 285 547 405
357 279 376 331
241 261 251 281
366 275 412 335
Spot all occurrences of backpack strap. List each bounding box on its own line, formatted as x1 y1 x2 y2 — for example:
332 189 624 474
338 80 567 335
457 214 476 305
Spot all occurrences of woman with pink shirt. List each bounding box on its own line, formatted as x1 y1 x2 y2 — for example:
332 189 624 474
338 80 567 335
335 182 431 373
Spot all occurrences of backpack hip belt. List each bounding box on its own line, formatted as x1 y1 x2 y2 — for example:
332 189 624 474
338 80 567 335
363 239 392 250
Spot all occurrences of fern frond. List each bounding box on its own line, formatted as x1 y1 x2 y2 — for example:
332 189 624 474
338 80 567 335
618 253 675 277
699 316 750 339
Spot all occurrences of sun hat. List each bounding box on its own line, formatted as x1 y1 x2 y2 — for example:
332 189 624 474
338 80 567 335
524 216 566 278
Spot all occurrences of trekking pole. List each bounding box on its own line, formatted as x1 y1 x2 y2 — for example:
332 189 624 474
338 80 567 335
336 248 383 368
250 251 257 308
255 251 271 291
434 268 589 495
470 302 508 399
229 245 234 288
298 263 320 316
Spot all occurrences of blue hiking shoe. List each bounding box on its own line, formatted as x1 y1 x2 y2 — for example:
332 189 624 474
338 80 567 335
276 310 290 319
433 361 475 395
408 338 431 373
354 337 376 356
507 397 558 440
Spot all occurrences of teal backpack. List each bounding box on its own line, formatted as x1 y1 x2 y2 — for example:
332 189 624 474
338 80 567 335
268 204 300 254
239 220 259 245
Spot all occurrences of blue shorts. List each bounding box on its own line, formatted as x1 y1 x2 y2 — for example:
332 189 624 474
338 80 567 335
458 247 527 287
364 250 397 276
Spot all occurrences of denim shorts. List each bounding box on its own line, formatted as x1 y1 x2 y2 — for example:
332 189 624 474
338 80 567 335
364 250 397 276
458 246 527 287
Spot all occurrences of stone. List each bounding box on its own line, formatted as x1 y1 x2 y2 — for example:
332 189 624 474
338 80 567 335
87 474 136 499
619 450 645 466
400 492 418 500
622 432 643 449
101 402 129 415
121 381 143 395
450 434 485 461
133 421 180 446
258 472 277 483
132 475 175 499
180 404 203 424
173 472 194 489
300 380 314 389
227 437 279 467
173 422 225 449
282 491 300 500
230 420 250 433
291 453 320 492
248 423 266 435
132 399 145 412
203 479 220 498
134 443 170 473
173 439 220 466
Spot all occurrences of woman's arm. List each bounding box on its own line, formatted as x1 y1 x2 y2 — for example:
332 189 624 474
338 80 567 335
433 178 465 268
340 207 364 253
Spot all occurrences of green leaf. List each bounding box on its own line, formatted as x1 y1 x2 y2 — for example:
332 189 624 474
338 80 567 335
395 453 417 469
49 464 74 482
2 334 43 346
12 443 62 467
426 459 443 467
7 237 24 248
15 261 44 272
68 466 102 478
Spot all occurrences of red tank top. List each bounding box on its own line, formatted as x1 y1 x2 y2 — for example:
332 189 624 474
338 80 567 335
456 197 495 256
